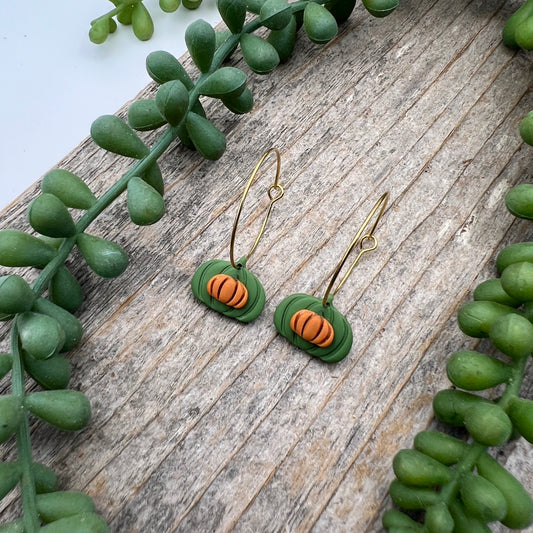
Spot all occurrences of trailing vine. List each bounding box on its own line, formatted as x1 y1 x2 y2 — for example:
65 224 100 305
0 0 398 530
382 7 533 532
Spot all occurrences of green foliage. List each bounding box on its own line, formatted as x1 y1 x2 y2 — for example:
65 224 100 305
185 19 216 73
385 183 533 531
128 100 167 131
155 80 190 126
27 194 77 239
240 33 280 74
361 0 398 18
17 312 65 360
41 170 97 210
0 230 56 268
76 233 129 278
218 0 247 33
127 177 165 226
90 115 149 159
303 2 338 44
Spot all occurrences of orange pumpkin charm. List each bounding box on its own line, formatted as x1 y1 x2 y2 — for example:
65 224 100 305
290 309 334 348
207 274 249 309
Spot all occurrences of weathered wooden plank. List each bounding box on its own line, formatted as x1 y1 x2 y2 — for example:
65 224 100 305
1 0 533 530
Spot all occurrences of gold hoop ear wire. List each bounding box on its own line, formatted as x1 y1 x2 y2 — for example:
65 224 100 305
321 192 389 307
229 148 285 269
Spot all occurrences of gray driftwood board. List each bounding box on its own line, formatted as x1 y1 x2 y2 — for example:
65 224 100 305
1 0 533 530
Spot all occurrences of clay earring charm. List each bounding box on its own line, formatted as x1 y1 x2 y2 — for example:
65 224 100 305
191 148 284 323
274 192 389 363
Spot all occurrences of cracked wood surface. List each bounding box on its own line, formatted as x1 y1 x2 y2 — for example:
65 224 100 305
1 0 533 531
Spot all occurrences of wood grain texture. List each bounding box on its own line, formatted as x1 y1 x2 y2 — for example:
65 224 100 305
1 0 533 530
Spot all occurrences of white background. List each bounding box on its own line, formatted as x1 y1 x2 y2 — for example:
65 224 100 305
0 0 221 210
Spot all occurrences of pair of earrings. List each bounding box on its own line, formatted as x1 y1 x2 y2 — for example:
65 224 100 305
191 148 389 363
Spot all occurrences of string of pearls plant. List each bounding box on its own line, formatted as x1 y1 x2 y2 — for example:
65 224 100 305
0 0 396 530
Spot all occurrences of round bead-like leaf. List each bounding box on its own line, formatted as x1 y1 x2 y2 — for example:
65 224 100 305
128 99 167 131
156 80 190 126
160 0 181 13
413 430 467 466
0 396 22 443
32 297 83 352
221 87 254 114
457 300 519 338
501 261 533 302
127 177 165 226
460 472 508 523
131 2 154 40
192 259 265 322
146 51 193 88
464 402 512 446
37 491 95 523
240 33 280 74
198 67 247 98
0 462 21 500
508 397 533 443
325 0 357 24
267 15 297 62
49 266 84 314
90 115 149 159
0 275 35 315
28 194 77 238
217 0 247 33
182 0 203 8
446 350 511 391
304 2 338 44
185 19 216 73
489 312 533 359
0 353 12 380
41 169 97 210
392 449 452 487
25 390 91 431
141 163 165 196
260 0 292 30
0 230 56 268
503 0 533 47
473 278 521 307
76 233 129 278
89 19 109 44
22 351 71 390
506 183 533 219
185 112 226 160
33 462 59 494
18 312 65 360
39 512 109 533
361 0 398 17
515 17 533 50
274 294 353 362
433 389 487 427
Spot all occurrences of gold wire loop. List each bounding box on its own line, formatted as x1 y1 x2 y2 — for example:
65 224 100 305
322 192 389 306
229 148 284 268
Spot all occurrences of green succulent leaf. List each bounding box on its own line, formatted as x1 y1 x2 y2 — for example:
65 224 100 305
131 2 154 40
217 0 247 33
501 261 533 302
155 80 190 126
37 491 96 523
185 112 227 160
0 275 36 315
0 229 57 268
221 87 254 114
432 389 487 427
117 3 135 25
32 297 83 352
240 33 280 74
160 0 181 12
0 462 21 500
489 313 533 359
89 19 110 44
141 163 165 196
324 0 357 24
146 51 194 88
182 0 203 9
39 512 109 533
127 176 165 226
267 15 297 62
506 183 533 219
502 0 533 47
0 395 22 444
185 19 216 73
76 233 129 278
496 242 533 272
507 397 533 444
32 462 59 494
392 449 452 487
49 265 84 313
464 402 513 446
22 350 71 390
473 278 521 307
90 115 149 159
128 99 167 131
260 0 292 30
303 2 338 44
25 390 91 431
41 169 97 210
27 193 77 238
18 312 65 360
0 353 12 379
198 67 247 98
457 300 520 338
361 0 399 17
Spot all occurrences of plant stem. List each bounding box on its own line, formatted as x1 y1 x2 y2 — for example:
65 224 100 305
11 321 39 533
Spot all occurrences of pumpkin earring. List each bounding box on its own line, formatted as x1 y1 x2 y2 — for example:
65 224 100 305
191 148 284 323
274 192 389 363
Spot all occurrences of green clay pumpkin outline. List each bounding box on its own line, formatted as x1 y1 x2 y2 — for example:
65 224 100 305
191 257 266 322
